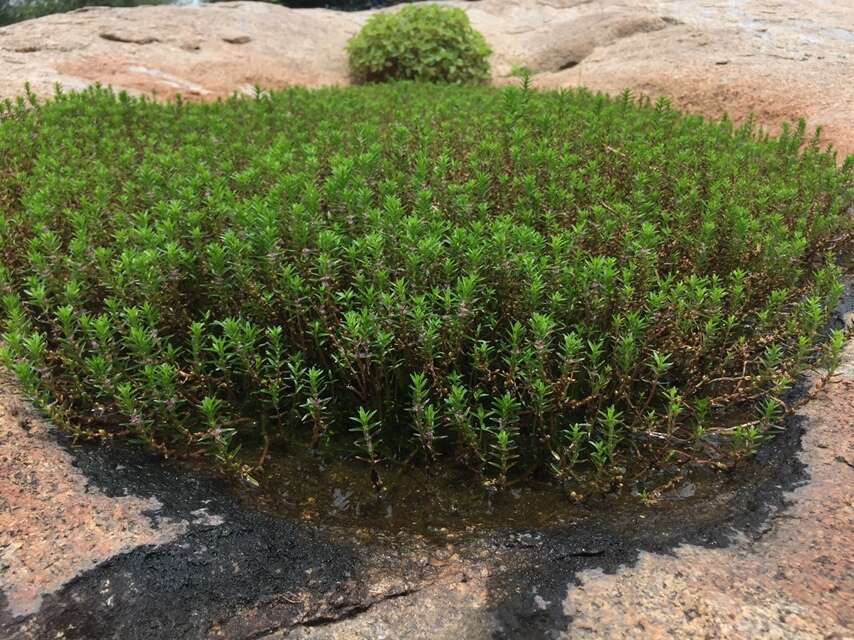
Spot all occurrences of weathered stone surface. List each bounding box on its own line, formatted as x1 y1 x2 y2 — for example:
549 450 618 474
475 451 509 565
533 0 854 161
0 382 187 619
0 0 852 156
563 371 854 639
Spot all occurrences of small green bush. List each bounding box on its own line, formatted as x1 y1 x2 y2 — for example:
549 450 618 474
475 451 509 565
347 5 491 84
0 84 850 491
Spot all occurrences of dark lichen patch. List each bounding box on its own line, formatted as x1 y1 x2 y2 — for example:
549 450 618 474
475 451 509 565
0 429 432 640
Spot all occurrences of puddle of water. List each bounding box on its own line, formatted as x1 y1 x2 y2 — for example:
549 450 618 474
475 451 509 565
220 441 735 539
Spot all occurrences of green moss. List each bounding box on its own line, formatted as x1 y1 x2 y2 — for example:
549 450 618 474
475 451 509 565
0 83 850 489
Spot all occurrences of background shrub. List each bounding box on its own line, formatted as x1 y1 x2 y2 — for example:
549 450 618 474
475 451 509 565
0 84 850 489
347 5 491 84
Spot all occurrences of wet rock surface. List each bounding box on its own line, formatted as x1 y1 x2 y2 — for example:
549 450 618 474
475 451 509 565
0 389 423 640
0 383 187 620
559 379 854 639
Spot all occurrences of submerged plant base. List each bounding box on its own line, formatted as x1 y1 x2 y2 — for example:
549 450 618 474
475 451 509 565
231 444 743 536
